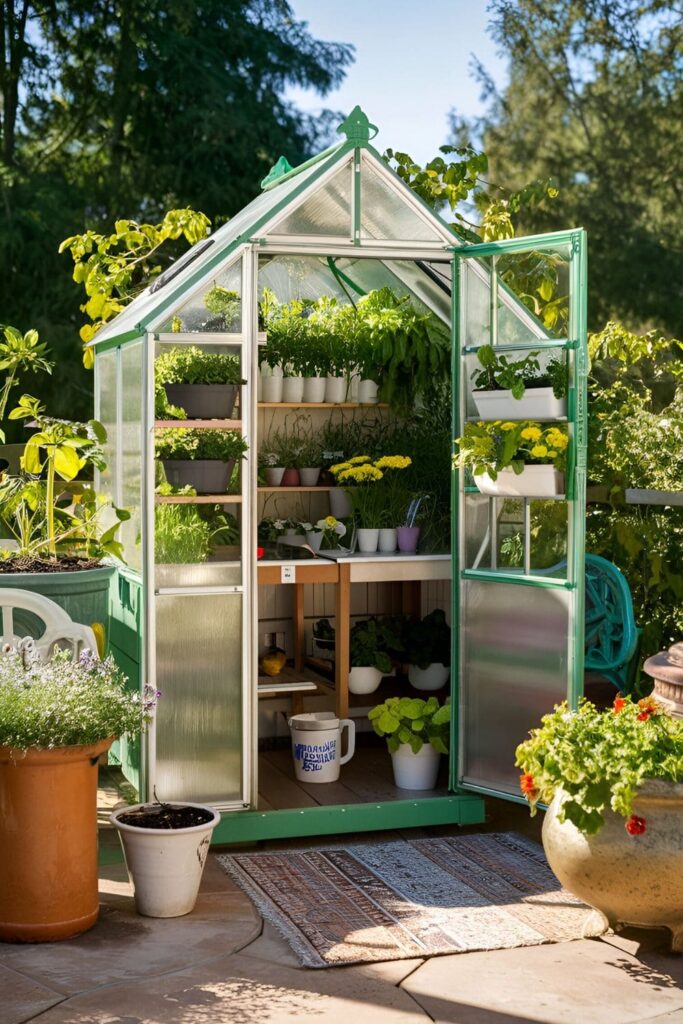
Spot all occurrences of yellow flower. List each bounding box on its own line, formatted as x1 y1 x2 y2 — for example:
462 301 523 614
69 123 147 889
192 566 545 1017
546 429 568 450
338 464 383 483
375 455 412 470
324 515 338 528
329 461 351 475
500 422 517 432
547 450 558 458
521 427 542 442
348 455 371 465
531 444 548 458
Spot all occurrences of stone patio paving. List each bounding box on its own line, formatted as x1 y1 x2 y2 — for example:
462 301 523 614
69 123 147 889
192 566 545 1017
2 796 682 1024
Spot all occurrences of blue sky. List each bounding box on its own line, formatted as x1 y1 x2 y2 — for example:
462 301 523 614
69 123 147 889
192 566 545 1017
285 0 508 164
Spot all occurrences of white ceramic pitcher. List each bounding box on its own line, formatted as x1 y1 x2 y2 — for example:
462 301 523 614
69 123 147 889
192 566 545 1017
288 712 355 783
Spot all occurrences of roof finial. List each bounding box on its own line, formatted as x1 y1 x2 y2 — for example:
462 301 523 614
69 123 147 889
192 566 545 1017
261 155 294 190
337 106 378 144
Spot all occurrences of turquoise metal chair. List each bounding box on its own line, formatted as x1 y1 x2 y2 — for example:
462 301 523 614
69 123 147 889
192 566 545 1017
583 554 640 693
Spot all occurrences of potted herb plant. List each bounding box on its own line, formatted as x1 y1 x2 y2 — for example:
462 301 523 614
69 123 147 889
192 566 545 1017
155 346 245 420
309 299 350 403
470 345 568 420
454 420 569 497
516 696 683 950
368 695 450 790
259 450 285 487
349 616 402 695
405 608 451 691
155 427 248 494
202 285 241 331
0 641 156 941
262 298 313 403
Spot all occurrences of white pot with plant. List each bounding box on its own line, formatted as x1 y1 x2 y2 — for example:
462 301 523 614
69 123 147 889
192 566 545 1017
470 345 568 421
307 515 346 554
405 609 451 691
296 432 323 487
454 420 568 498
154 487 238 566
517 695 683 950
300 336 330 403
111 800 220 918
348 616 399 695
330 454 413 554
259 451 285 487
156 427 248 495
261 364 283 403
155 346 245 420
369 695 450 790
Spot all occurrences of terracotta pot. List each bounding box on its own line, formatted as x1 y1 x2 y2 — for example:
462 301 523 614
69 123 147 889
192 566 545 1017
281 468 301 487
542 782 683 951
0 737 113 942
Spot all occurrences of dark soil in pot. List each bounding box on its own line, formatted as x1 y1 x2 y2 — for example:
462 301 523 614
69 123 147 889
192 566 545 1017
162 458 235 494
164 383 239 420
0 556 103 574
117 804 215 829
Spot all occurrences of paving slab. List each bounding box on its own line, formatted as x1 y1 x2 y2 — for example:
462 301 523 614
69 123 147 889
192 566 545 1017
0 963 65 1024
401 938 683 1024
28 950 429 1024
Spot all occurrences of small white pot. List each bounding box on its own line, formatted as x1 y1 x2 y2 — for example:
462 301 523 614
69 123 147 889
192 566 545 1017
282 376 304 403
325 376 347 403
378 528 397 553
472 387 567 421
299 467 321 486
329 487 352 518
348 666 383 695
306 530 323 553
391 744 440 790
357 528 379 553
111 802 220 918
408 662 450 691
264 467 285 486
303 376 326 403
261 375 283 403
358 379 379 404
476 465 564 498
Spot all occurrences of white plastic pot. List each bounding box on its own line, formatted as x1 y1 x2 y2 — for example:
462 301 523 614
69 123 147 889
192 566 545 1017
476 465 564 498
264 467 285 486
303 376 326 403
299 467 321 486
358 379 379 404
111 802 220 918
408 662 450 691
288 712 355 783
305 530 323 553
357 528 379 553
329 487 352 518
325 376 347 403
348 665 384 695
282 376 304 403
391 744 440 790
472 387 566 421
378 528 397 553
261 375 283 403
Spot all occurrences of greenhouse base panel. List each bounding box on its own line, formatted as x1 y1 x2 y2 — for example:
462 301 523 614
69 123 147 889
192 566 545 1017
210 793 486 845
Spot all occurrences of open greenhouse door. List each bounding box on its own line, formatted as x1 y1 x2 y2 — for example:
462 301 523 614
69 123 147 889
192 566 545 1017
451 230 588 800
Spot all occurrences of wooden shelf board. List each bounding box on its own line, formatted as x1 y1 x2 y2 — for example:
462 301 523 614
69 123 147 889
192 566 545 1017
155 494 242 504
154 419 241 429
257 485 334 492
258 402 389 409
257 664 331 695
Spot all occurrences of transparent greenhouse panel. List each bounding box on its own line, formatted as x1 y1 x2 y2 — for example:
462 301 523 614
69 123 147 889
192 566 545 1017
495 246 571 343
270 163 352 236
459 578 570 795
360 161 444 242
154 589 243 803
96 348 118 504
464 494 494 570
462 262 491 350
120 342 143 572
158 257 242 334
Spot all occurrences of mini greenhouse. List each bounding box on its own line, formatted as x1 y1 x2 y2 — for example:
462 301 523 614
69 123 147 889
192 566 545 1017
91 107 588 842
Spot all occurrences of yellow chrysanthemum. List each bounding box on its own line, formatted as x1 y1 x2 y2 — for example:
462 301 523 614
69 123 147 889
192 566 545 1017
548 450 558 458
338 464 383 483
324 515 338 528
531 444 548 458
329 461 351 475
348 455 371 465
521 427 542 442
546 430 568 450
500 422 517 432
375 455 412 470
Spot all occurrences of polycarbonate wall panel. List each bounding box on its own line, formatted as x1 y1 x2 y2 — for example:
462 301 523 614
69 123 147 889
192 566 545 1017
158 258 242 334
459 579 570 795
360 161 443 242
154 589 243 803
96 348 118 504
271 163 352 236
120 342 143 571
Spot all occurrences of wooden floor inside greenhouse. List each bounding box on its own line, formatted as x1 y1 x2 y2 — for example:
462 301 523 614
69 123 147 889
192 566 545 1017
256 741 450 811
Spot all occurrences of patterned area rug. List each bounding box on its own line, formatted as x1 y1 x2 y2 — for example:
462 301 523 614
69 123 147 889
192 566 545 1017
218 832 592 968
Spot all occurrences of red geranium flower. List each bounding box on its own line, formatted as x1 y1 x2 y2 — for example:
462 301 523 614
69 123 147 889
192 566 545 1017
613 696 627 714
625 814 647 836
637 695 659 721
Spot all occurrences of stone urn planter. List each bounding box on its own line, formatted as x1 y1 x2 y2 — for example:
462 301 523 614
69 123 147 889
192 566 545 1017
542 782 683 950
643 642 683 717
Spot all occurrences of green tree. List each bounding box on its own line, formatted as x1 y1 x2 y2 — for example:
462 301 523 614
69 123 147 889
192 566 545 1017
455 0 683 337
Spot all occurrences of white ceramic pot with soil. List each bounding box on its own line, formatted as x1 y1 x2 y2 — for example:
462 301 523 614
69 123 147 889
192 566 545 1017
325 376 347 404
348 666 383 695
162 458 235 495
391 743 441 790
476 465 564 498
303 377 326 403
163 383 239 420
472 387 566 421
299 467 321 486
111 802 220 918
542 782 683 950
281 376 305 403
408 662 450 691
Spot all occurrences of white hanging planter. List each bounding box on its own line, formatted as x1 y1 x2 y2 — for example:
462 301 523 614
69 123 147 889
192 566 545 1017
111 803 220 918
408 663 450 691
303 376 326 403
348 666 383 694
391 743 441 790
476 465 564 498
472 387 567 421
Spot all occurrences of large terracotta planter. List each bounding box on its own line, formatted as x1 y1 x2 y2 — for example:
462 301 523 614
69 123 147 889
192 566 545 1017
542 782 683 950
0 737 113 942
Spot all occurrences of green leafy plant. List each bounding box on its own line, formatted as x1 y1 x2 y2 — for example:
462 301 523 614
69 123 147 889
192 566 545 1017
350 616 403 672
203 286 240 330
0 643 157 750
0 327 53 443
472 345 567 399
155 428 248 462
368 695 450 754
404 609 451 669
155 346 244 387
262 414 311 468
516 696 683 835
154 493 212 565
454 420 569 480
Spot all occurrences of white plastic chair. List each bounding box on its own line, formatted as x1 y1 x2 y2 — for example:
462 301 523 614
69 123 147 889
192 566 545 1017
0 588 97 661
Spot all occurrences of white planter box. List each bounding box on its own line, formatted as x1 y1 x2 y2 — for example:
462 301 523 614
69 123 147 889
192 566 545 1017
476 465 564 498
472 387 566 421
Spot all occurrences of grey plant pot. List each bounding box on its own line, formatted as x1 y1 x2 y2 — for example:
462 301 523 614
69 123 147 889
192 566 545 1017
162 459 235 494
163 383 239 420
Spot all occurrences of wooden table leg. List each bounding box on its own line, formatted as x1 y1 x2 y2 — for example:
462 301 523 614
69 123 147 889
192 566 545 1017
402 579 422 619
292 581 304 672
335 562 351 721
